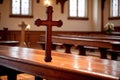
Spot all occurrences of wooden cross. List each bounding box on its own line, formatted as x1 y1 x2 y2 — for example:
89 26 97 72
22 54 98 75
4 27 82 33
35 6 63 62
19 21 27 47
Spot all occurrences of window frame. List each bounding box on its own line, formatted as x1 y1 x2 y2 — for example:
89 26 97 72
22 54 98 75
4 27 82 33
109 0 120 20
68 0 88 20
10 0 33 18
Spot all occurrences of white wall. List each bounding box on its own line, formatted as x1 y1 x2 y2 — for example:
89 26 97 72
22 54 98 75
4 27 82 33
0 0 116 31
0 2 3 29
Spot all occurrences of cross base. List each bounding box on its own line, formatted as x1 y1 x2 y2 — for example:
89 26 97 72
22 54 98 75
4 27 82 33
44 56 52 62
20 42 27 47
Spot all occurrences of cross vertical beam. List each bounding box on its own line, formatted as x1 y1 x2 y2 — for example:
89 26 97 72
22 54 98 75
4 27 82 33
35 6 63 62
19 21 27 47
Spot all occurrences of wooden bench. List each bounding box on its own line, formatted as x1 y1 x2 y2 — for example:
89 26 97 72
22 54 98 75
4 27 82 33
107 42 120 60
0 44 41 80
0 41 20 80
58 34 120 52
52 36 120 60
58 34 120 41
0 28 8 41
0 45 120 80
0 41 19 46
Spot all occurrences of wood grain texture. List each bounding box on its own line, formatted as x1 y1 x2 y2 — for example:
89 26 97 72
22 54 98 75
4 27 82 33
0 46 120 80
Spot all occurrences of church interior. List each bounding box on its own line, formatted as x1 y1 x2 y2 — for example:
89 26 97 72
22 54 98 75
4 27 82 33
0 0 120 80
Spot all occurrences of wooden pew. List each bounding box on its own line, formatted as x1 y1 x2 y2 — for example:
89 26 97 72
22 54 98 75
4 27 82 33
0 28 8 41
38 35 62 50
0 40 42 80
0 28 19 46
52 36 120 60
0 45 120 80
0 41 19 46
0 40 20 80
58 34 120 41
57 35 120 60
108 42 120 60
0 28 20 80
58 35 120 52
107 49 120 60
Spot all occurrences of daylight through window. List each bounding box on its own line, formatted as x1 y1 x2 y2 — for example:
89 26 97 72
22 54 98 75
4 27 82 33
69 0 88 19
11 0 32 16
110 0 120 18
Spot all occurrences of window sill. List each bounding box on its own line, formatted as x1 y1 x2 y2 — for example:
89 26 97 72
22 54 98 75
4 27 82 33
9 15 33 18
109 17 120 20
68 17 88 20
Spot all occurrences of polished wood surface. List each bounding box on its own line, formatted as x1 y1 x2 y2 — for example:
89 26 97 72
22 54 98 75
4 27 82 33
52 36 120 49
39 35 115 49
0 40 20 80
58 35 120 41
53 36 111 48
0 45 120 80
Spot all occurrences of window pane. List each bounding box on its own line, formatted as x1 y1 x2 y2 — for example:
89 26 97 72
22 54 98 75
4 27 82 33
69 0 87 18
11 0 32 16
78 0 86 17
21 0 30 15
12 0 20 14
69 0 77 17
112 0 118 17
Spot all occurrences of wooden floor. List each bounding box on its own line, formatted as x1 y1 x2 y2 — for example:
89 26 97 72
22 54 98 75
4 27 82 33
0 44 119 80
0 74 35 80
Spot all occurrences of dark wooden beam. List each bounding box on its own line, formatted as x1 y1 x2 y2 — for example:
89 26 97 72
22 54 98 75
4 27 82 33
101 0 106 32
56 0 67 13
